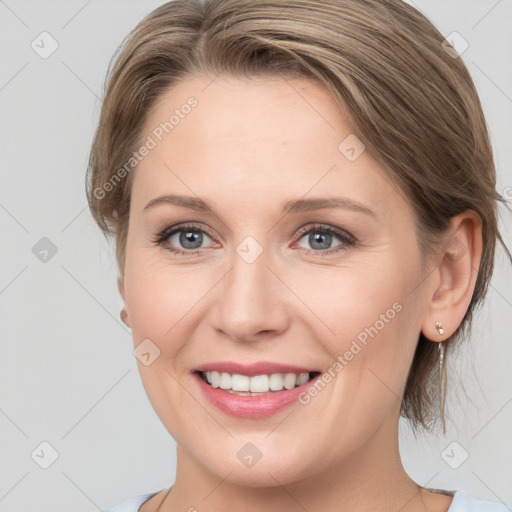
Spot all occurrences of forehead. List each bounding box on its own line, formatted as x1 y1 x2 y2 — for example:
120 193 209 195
141 73 345 149
130 74 405 222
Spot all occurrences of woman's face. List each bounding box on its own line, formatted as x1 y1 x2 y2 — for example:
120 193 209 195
120 73 433 485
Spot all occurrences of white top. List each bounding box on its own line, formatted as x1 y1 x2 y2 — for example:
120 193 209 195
101 488 512 511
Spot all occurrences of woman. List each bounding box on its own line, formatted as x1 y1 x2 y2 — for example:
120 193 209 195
86 0 512 510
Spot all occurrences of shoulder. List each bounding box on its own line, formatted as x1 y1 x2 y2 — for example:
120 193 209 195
448 489 512 511
101 492 159 512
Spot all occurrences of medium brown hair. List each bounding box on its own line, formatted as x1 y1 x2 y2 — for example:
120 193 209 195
85 0 511 431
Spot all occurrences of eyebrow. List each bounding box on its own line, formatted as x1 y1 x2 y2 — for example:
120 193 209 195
143 194 377 218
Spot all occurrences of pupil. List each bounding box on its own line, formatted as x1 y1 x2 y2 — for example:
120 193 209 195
310 232 331 250
180 230 202 249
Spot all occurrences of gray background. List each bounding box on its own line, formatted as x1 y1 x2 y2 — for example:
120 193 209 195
1 0 511 510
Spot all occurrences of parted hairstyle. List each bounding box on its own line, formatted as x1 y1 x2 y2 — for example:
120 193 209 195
85 0 512 432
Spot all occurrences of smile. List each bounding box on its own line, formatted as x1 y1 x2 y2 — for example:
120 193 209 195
197 370 321 395
192 365 322 419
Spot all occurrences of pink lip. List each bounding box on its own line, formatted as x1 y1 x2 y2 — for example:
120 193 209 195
194 361 318 376
192 366 321 419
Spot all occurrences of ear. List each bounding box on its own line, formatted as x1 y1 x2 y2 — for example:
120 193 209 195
117 273 131 328
421 210 483 342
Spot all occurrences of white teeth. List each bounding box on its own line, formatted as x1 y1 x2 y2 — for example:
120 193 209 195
269 373 284 391
232 373 250 391
219 372 231 390
210 371 221 388
297 373 310 386
283 373 297 389
249 374 269 392
203 371 312 392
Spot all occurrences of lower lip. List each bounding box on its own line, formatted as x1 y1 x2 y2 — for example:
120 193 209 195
193 372 320 419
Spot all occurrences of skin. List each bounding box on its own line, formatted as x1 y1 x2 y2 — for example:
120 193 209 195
118 74 482 512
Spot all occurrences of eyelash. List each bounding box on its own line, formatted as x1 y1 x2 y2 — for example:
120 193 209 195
150 222 357 257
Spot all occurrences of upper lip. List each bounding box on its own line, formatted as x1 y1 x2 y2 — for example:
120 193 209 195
194 361 320 376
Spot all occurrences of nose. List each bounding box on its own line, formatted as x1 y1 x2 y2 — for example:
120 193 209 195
209 247 290 343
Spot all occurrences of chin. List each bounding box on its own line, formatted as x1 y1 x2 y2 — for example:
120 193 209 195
192 440 317 489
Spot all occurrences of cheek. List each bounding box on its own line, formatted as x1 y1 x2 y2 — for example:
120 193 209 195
288 260 410 343
293 258 422 391
123 255 208 346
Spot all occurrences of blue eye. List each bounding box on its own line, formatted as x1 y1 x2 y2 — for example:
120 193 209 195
169 228 209 250
294 224 356 255
152 223 215 255
151 222 356 256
